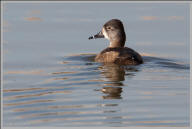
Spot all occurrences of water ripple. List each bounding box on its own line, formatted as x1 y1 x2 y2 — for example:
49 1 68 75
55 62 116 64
3 54 189 127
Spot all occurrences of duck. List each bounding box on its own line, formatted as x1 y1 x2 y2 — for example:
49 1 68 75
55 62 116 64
88 19 143 65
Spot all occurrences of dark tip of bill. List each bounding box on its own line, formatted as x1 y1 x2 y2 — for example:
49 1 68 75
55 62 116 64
88 36 94 40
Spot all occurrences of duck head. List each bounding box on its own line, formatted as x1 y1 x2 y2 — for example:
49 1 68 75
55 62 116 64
89 19 126 48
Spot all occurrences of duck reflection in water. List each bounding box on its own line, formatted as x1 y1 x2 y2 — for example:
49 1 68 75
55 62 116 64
98 63 139 99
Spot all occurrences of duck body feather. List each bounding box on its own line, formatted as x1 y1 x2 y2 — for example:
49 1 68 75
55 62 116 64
95 47 143 65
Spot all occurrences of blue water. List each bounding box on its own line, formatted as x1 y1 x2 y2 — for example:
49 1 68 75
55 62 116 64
3 3 190 127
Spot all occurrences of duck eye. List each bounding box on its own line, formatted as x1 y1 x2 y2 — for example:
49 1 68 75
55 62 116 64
106 26 111 30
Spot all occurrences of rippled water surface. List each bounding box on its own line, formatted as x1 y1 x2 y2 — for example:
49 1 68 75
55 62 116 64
3 3 190 127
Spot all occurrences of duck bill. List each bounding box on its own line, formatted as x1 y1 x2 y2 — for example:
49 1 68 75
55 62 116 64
88 31 104 40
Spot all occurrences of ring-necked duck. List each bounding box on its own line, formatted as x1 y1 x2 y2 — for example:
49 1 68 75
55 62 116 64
89 19 143 65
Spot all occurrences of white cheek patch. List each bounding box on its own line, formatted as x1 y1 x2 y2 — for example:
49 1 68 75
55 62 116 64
102 28 109 40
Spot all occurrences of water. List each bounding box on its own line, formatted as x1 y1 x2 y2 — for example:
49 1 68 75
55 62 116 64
3 3 190 127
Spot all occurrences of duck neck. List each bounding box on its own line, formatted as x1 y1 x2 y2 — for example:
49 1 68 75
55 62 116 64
109 41 125 48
